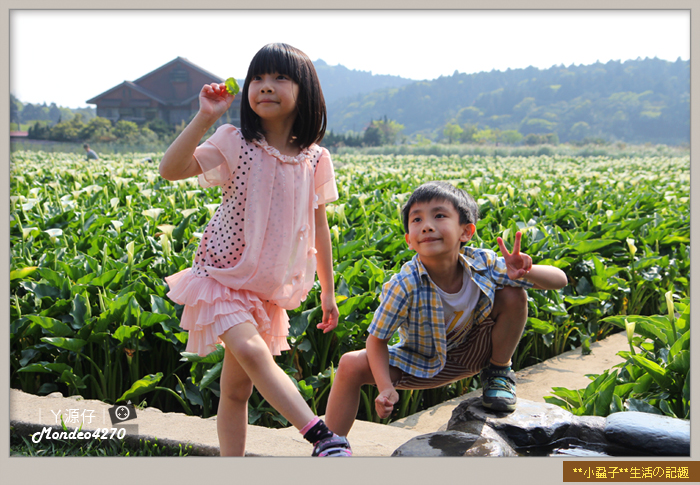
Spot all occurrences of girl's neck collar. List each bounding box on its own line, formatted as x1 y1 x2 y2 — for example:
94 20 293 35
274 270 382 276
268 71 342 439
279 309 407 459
253 136 313 164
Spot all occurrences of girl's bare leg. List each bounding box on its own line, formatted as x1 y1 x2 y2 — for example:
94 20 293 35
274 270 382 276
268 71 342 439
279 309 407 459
219 322 315 431
217 348 253 456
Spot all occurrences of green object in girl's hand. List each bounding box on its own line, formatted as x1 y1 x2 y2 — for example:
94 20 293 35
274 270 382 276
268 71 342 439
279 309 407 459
225 77 240 96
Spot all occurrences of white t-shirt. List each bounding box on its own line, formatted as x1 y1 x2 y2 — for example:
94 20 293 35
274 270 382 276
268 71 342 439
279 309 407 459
433 266 481 349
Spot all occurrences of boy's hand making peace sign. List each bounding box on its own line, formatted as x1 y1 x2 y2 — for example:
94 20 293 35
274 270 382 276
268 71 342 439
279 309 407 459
497 231 532 280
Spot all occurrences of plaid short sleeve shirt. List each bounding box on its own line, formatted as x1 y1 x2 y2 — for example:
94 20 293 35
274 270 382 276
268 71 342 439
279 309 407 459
367 246 534 378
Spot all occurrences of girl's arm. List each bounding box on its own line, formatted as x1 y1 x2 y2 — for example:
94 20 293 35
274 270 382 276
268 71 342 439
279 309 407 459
159 83 234 181
366 335 399 419
314 203 339 333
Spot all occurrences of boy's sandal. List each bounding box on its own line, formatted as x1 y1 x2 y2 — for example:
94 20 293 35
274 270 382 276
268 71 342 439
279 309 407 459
312 435 353 457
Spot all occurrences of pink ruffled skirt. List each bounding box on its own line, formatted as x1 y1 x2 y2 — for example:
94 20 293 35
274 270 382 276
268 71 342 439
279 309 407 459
165 268 291 357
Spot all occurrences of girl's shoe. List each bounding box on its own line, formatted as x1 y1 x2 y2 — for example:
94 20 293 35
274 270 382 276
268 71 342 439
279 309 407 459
480 365 517 411
312 434 353 457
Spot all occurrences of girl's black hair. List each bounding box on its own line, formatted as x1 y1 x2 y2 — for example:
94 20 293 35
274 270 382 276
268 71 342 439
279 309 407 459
401 181 480 238
240 43 327 148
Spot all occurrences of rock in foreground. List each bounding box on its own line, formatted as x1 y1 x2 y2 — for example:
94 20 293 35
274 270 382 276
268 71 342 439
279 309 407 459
392 397 690 457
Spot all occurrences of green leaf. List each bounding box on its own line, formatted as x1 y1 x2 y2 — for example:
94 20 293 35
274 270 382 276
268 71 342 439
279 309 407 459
543 396 573 411
632 373 654 394
113 325 143 344
675 302 690 334
91 269 120 287
569 239 618 254
667 350 690 375
151 294 175 316
339 240 364 259
60 369 87 389
582 372 608 401
225 77 240 96
632 355 674 389
88 332 110 344
70 293 91 329
612 383 635 398
181 345 225 363
527 318 555 334
18 361 73 375
27 315 74 337
592 370 618 416
199 362 223 391
611 394 624 413
659 399 677 418
21 282 61 299
172 213 193 243
564 295 600 306
139 311 170 329
548 387 583 408
625 398 663 415
289 308 318 337
670 331 690 357
10 266 38 280
19 348 41 366
41 337 88 353
118 372 163 402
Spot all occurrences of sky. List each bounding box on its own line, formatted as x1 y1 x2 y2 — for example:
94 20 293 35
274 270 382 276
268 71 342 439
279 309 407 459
10 9 690 109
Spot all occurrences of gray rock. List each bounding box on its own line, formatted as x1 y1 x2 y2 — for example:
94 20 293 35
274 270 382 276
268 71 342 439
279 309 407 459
391 430 517 457
569 415 606 443
447 397 573 448
442 397 646 456
605 411 690 456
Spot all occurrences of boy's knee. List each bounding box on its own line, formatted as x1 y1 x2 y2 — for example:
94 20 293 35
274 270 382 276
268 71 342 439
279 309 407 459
336 351 372 383
491 286 528 321
495 286 527 307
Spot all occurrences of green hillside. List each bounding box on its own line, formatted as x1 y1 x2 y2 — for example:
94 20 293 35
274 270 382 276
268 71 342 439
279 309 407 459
325 57 689 145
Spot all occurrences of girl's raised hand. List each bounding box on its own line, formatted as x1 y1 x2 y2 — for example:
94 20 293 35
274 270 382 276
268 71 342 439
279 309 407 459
198 83 235 120
316 292 339 334
497 231 532 280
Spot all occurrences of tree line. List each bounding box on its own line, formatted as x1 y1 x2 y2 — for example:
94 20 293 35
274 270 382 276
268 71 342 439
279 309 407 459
12 57 689 148
326 57 689 146
24 115 183 146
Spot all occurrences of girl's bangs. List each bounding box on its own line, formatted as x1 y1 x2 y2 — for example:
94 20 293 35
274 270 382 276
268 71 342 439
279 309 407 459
247 45 300 80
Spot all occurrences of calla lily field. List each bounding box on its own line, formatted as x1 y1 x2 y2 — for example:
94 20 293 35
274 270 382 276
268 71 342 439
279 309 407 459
10 150 690 426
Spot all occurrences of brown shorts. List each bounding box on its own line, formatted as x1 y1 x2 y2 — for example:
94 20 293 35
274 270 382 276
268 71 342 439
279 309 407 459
391 316 495 390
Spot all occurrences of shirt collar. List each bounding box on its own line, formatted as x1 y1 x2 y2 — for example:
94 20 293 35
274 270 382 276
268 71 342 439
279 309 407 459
413 252 474 285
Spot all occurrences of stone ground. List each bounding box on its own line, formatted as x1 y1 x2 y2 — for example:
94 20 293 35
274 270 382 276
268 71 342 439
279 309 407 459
10 332 628 457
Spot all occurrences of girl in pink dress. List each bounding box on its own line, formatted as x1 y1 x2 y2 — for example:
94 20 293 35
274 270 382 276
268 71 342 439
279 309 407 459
159 43 351 457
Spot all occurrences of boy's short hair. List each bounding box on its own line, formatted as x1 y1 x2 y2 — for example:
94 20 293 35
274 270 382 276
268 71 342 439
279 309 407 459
240 43 327 149
401 181 479 234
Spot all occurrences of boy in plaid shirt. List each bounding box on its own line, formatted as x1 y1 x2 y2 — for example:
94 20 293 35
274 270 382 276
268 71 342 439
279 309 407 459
325 181 567 437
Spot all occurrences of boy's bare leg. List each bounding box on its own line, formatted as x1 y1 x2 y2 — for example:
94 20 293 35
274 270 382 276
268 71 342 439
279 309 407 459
489 286 528 365
326 349 402 437
324 350 376 437
217 348 253 456
219 323 315 431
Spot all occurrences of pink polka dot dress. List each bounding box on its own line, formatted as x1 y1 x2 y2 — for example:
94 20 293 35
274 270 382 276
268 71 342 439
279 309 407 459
165 125 338 356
